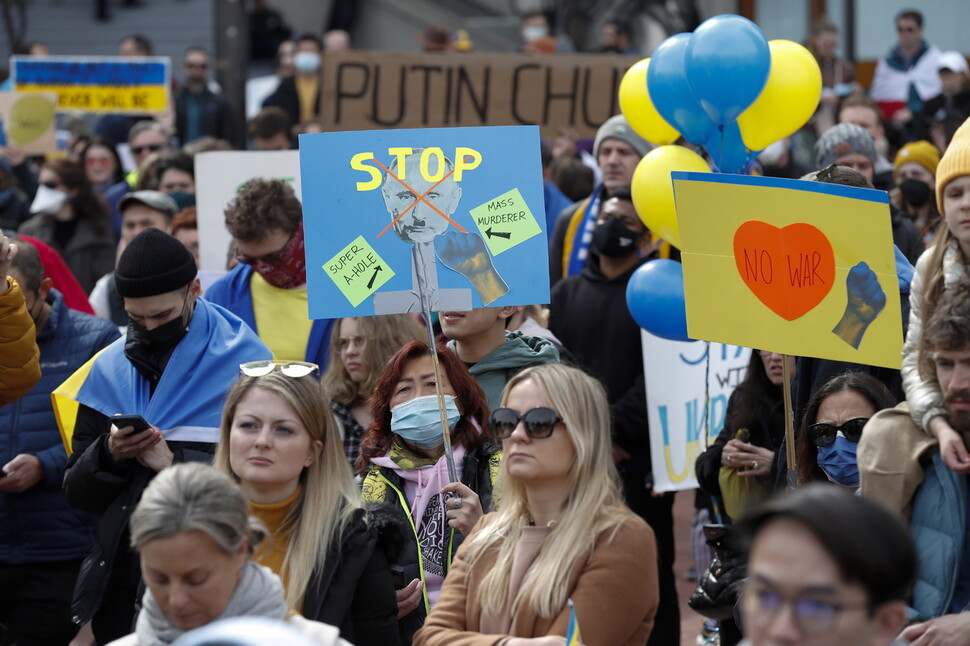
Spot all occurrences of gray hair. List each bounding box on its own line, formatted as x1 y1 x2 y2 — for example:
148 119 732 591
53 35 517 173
128 120 172 147
129 462 266 553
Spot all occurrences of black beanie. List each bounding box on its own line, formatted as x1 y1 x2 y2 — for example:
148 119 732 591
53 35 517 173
115 228 197 298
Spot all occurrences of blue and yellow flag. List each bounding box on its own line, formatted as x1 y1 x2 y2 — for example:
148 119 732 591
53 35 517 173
566 598 582 646
52 299 270 455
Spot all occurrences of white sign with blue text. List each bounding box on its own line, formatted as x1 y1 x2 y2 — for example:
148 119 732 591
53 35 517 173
643 331 752 493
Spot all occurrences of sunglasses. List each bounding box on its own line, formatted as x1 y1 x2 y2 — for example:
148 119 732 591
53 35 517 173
808 418 869 447
235 232 294 266
132 143 163 156
239 360 319 378
490 407 562 439
41 180 61 189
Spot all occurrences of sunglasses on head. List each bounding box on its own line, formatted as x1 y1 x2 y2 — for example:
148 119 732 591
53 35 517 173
132 143 163 156
490 407 562 439
808 418 869 447
239 360 319 378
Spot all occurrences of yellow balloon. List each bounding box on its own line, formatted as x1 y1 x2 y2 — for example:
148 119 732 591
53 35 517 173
737 40 822 151
619 58 680 146
631 145 711 248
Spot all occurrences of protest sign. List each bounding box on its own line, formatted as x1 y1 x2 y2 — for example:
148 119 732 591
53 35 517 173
643 332 751 493
0 92 57 153
194 150 302 273
11 56 170 113
319 51 638 138
675 173 903 369
299 126 548 320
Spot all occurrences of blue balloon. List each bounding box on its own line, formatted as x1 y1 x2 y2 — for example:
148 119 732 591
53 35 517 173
704 122 760 174
685 14 770 125
626 259 691 342
647 33 715 146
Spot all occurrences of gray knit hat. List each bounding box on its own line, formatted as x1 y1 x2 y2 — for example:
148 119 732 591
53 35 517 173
115 228 197 298
814 123 877 168
593 115 653 158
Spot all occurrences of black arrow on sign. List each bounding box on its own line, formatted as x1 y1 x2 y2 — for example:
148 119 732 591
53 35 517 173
485 227 512 240
367 266 382 289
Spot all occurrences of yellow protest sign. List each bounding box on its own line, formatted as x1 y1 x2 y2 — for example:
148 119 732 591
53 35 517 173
674 173 903 369
324 236 396 307
469 188 542 256
0 92 57 154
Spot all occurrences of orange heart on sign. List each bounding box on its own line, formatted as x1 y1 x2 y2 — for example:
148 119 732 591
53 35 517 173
732 220 835 321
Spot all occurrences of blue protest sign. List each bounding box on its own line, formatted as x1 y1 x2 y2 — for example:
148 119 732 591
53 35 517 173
299 126 549 319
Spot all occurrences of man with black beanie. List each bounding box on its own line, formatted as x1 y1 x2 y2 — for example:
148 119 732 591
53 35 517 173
57 229 269 644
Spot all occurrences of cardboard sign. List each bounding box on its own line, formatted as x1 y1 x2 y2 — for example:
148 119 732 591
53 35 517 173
194 150 302 273
11 56 171 114
675 173 903 369
319 51 638 138
299 126 549 319
643 333 752 493
0 92 57 153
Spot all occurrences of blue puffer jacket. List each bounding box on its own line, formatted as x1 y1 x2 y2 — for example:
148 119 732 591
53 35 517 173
205 263 334 369
0 290 120 563
910 451 967 620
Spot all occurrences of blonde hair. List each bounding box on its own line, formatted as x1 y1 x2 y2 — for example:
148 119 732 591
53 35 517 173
214 373 359 611
322 314 426 406
465 363 635 618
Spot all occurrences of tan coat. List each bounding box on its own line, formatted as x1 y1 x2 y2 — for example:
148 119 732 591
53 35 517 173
413 513 659 646
0 277 40 407
858 402 938 521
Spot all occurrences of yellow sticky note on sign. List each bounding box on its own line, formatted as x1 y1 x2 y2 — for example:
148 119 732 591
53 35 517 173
323 236 395 307
674 173 903 370
469 188 541 255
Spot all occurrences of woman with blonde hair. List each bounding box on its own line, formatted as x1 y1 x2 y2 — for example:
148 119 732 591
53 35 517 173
322 314 425 469
214 361 400 646
108 462 351 646
413 363 659 645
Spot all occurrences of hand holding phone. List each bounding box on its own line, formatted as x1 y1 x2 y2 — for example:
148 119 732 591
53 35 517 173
112 414 152 438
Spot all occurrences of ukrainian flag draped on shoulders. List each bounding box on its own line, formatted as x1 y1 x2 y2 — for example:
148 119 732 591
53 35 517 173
53 298 271 454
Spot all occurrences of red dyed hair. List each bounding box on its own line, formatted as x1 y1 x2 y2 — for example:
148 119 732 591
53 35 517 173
356 341 493 473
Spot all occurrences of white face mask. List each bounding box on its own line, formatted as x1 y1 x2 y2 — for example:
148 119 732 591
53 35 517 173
29 185 69 216
293 51 321 73
522 25 548 43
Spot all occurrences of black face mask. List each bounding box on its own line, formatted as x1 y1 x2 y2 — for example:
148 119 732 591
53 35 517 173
591 216 642 258
127 293 192 353
900 178 932 207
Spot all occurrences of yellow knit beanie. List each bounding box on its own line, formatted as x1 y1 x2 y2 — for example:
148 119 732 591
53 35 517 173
936 117 970 208
894 140 940 180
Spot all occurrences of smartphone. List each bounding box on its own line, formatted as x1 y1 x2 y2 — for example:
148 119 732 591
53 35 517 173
112 414 152 438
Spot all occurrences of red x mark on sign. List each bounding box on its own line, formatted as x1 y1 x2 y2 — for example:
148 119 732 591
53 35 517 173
374 157 470 239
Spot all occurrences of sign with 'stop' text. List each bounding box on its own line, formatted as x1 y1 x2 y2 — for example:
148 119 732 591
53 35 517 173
11 56 171 114
299 126 549 320
675 173 903 369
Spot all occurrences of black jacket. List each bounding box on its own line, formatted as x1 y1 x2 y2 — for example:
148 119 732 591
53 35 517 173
263 75 319 126
174 86 240 148
550 256 650 457
63 406 213 629
694 390 785 505
302 506 402 646
360 444 500 644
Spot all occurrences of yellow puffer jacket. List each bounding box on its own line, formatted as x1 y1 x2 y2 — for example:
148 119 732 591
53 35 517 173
0 277 40 407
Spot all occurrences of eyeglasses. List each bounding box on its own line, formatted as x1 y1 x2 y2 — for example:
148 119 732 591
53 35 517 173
239 360 319 378
741 581 871 636
235 232 294 266
490 407 562 439
807 418 869 447
131 143 163 156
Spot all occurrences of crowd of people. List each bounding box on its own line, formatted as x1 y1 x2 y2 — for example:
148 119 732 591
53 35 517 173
0 5 969 646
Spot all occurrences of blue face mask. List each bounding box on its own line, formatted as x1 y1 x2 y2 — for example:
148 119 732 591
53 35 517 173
817 435 859 487
390 394 461 450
